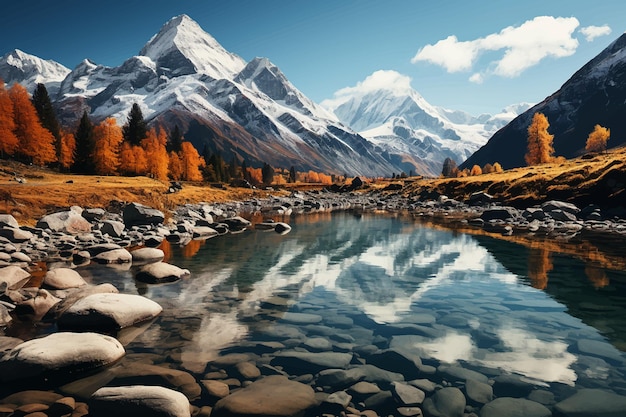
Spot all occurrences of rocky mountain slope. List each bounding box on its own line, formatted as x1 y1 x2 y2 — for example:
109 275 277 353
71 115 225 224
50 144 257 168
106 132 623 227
462 32 626 170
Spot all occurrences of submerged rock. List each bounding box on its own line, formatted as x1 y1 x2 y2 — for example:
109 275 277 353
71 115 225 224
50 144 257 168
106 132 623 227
90 385 191 417
135 262 190 283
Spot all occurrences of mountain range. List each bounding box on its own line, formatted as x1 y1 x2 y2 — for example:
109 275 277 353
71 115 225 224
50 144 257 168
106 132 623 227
0 14 531 177
462 32 626 170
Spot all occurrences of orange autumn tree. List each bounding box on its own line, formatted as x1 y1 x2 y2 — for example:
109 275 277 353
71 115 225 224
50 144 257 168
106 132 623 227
168 151 184 180
119 142 148 176
585 124 610 154
179 141 205 181
470 165 482 176
93 118 123 175
9 83 56 165
525 112 554 166
58 130 76 171
0 80 19 156
141 127 169 180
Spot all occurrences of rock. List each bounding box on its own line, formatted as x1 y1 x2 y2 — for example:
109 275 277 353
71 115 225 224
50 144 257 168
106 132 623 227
101 220 126 238
0 214 19 228
48 397 76 416
324 390 352 410
201 380 230 400
122 203 165 227
367 349 422 380
316 368 367 389
468 192 494 206
212 375 316 417
271 351 353 374
576 339 625 364
391 382 425 405
81 208 106 221
353 364 405 386
90 385 191 417
282 312 322 324
0 390 63 406
0 226 33 243
541 200 580 215
438 365 488 384
107 362 201 400
480 397 551 417
222 216 251 231
0 332 124 383
0 265 31 292
47 283 119 318
480 207 518 221
191 226 219 239
0 305 12 327
37 209 92 234
492 374 536 398
58 293 162 330
234 361 261 380
130 248 165 265
135 261 191 283
13 288 61 320
553 388 626 417
422 387 465 417
274 223 291 234
93 248 132 264
10 251 31 263
43 268 87 290
465 379 493 405
348 381 381 398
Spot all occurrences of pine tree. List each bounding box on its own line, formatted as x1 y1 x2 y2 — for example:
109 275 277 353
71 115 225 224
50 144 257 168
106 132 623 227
122 103 147 146
241 160 250 181
262 162 273 185
525 113 554 166
0 80 19 157
10 83 56 165
167 125 183 153
73 111 95 173
32 83 62 160
289 166 296 183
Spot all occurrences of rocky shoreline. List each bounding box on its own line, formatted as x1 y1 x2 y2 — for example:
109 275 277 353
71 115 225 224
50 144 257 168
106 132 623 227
1 189 626 417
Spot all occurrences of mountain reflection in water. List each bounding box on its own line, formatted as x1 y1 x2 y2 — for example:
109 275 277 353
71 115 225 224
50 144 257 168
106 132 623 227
81 212 626 391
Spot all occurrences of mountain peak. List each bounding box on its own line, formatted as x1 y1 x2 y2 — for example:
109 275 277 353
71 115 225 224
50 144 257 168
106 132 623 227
0 49 70 93
139 14 245 80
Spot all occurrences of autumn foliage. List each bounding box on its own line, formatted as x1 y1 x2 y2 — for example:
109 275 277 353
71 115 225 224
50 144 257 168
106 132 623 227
0 81 19 156
141 128 169 180
525 113 555 166
93 118 123 175
585 124 610 154
58 130 76 170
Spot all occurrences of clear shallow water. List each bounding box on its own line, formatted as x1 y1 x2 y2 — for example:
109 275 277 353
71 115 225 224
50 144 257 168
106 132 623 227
29 212 626 399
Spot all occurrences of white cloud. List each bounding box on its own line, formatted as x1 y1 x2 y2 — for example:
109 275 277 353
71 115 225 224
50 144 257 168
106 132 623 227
469 73 483 84
580 25 612 42
412 16 580 78
321 70 412 109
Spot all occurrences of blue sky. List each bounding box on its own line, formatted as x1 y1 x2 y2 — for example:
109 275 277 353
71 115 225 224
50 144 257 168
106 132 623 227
1 0 623 115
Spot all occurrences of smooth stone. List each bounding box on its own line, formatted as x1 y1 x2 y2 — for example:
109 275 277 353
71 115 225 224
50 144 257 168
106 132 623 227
0 226 33 243
47 283 119 318
130 247 165 265
438 365 488 384
324 390 352 409
465 379 493 405
493 374 536 398
10 251 31 263
13 288 61 320
577 339 625 364
101 220 126 238
234 361 261 380
191 226 219 239
0 265 31 292
391 382 425 405
367 349 422 380
0 390 63 406
274 223 291 234
37 210 92 234
422 387 465 417
271 351 353 373
58 293 162 330
316 368 367 389
135 261 190 283
122 203 165 227
281 312 323 324
303 337 333 352
363 390 394 409
351 364 405 386
348 381 381 397
527 390 555 406
480 397 551 417
90 385 190 417
554 388 626 417
201 380 230 399
0 332 124 383
408 379 437 394
92 248 132 264
221 216 251 231
43 268 87 290
0 214 19 228
212 375 315 417
107 362 201 400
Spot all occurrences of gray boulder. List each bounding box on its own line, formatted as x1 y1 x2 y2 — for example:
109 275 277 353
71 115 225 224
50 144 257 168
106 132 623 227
90 385 191 417
101 220 126 238
135 262 190 283
274 222 292 234
107 362 201 400
554 388 626 417
222 216 251 231
0 226 33 243
0 265 31 292
212 375 315 417
422 387 465 417
0 214 19 228
43 268 87 290
93 248 132 264
0 332 124 383
480 397 551 417
123 203 164 227
58 293 162 330
37 209 92 234
270 351 353 374
130 247 165 265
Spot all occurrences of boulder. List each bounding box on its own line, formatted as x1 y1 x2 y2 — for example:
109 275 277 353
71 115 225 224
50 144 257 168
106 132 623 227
480 397 551 417
13 288 62 320
367 349 422 380
554 388 626 417
101 220 126 238
93 248 132 264
58 293 162 330
274 222 292 234
0 226 33 243
81 208 106 221
465 379 493 405
222 216 251 231
47 283 119 318
191 226 219 239
391 382 425 406
90 385 191 417
37 209 92 234
122 203 164 227
480 207 519 221
0 214 19 228
422 387 465 417
43 268 87 290
0 265 31 292
270 351 353 374
107 362 201 400
0 332 125 383
130 247 165 265
541 200 580 215
135 262 190 283
212 375 315 417
0 305 12 327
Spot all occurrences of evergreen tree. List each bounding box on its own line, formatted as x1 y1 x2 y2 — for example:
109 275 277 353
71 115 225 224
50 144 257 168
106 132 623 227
241 160 249 181
228 156 238 180
73 111 95 173
289 166 296 183
261 162 274 185
32 83 62 160
122 103 148 146
167 125 183 153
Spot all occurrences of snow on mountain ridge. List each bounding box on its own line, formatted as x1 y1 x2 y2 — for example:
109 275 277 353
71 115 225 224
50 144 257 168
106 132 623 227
0 49 70 95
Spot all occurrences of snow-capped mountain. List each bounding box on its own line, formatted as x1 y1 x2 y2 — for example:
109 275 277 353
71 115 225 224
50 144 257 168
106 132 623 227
323 72 531 176
462 32 626 170
0 49 70 95
0 15 396 177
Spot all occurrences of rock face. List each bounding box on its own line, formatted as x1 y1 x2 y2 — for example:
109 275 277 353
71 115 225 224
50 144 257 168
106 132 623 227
90 385 191 417
212 375 316 417
57 293 162 330
122 203 165 227
0 332 125 383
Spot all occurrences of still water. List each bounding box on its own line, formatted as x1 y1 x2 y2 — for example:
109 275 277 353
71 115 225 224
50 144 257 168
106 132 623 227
68 213 626 398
